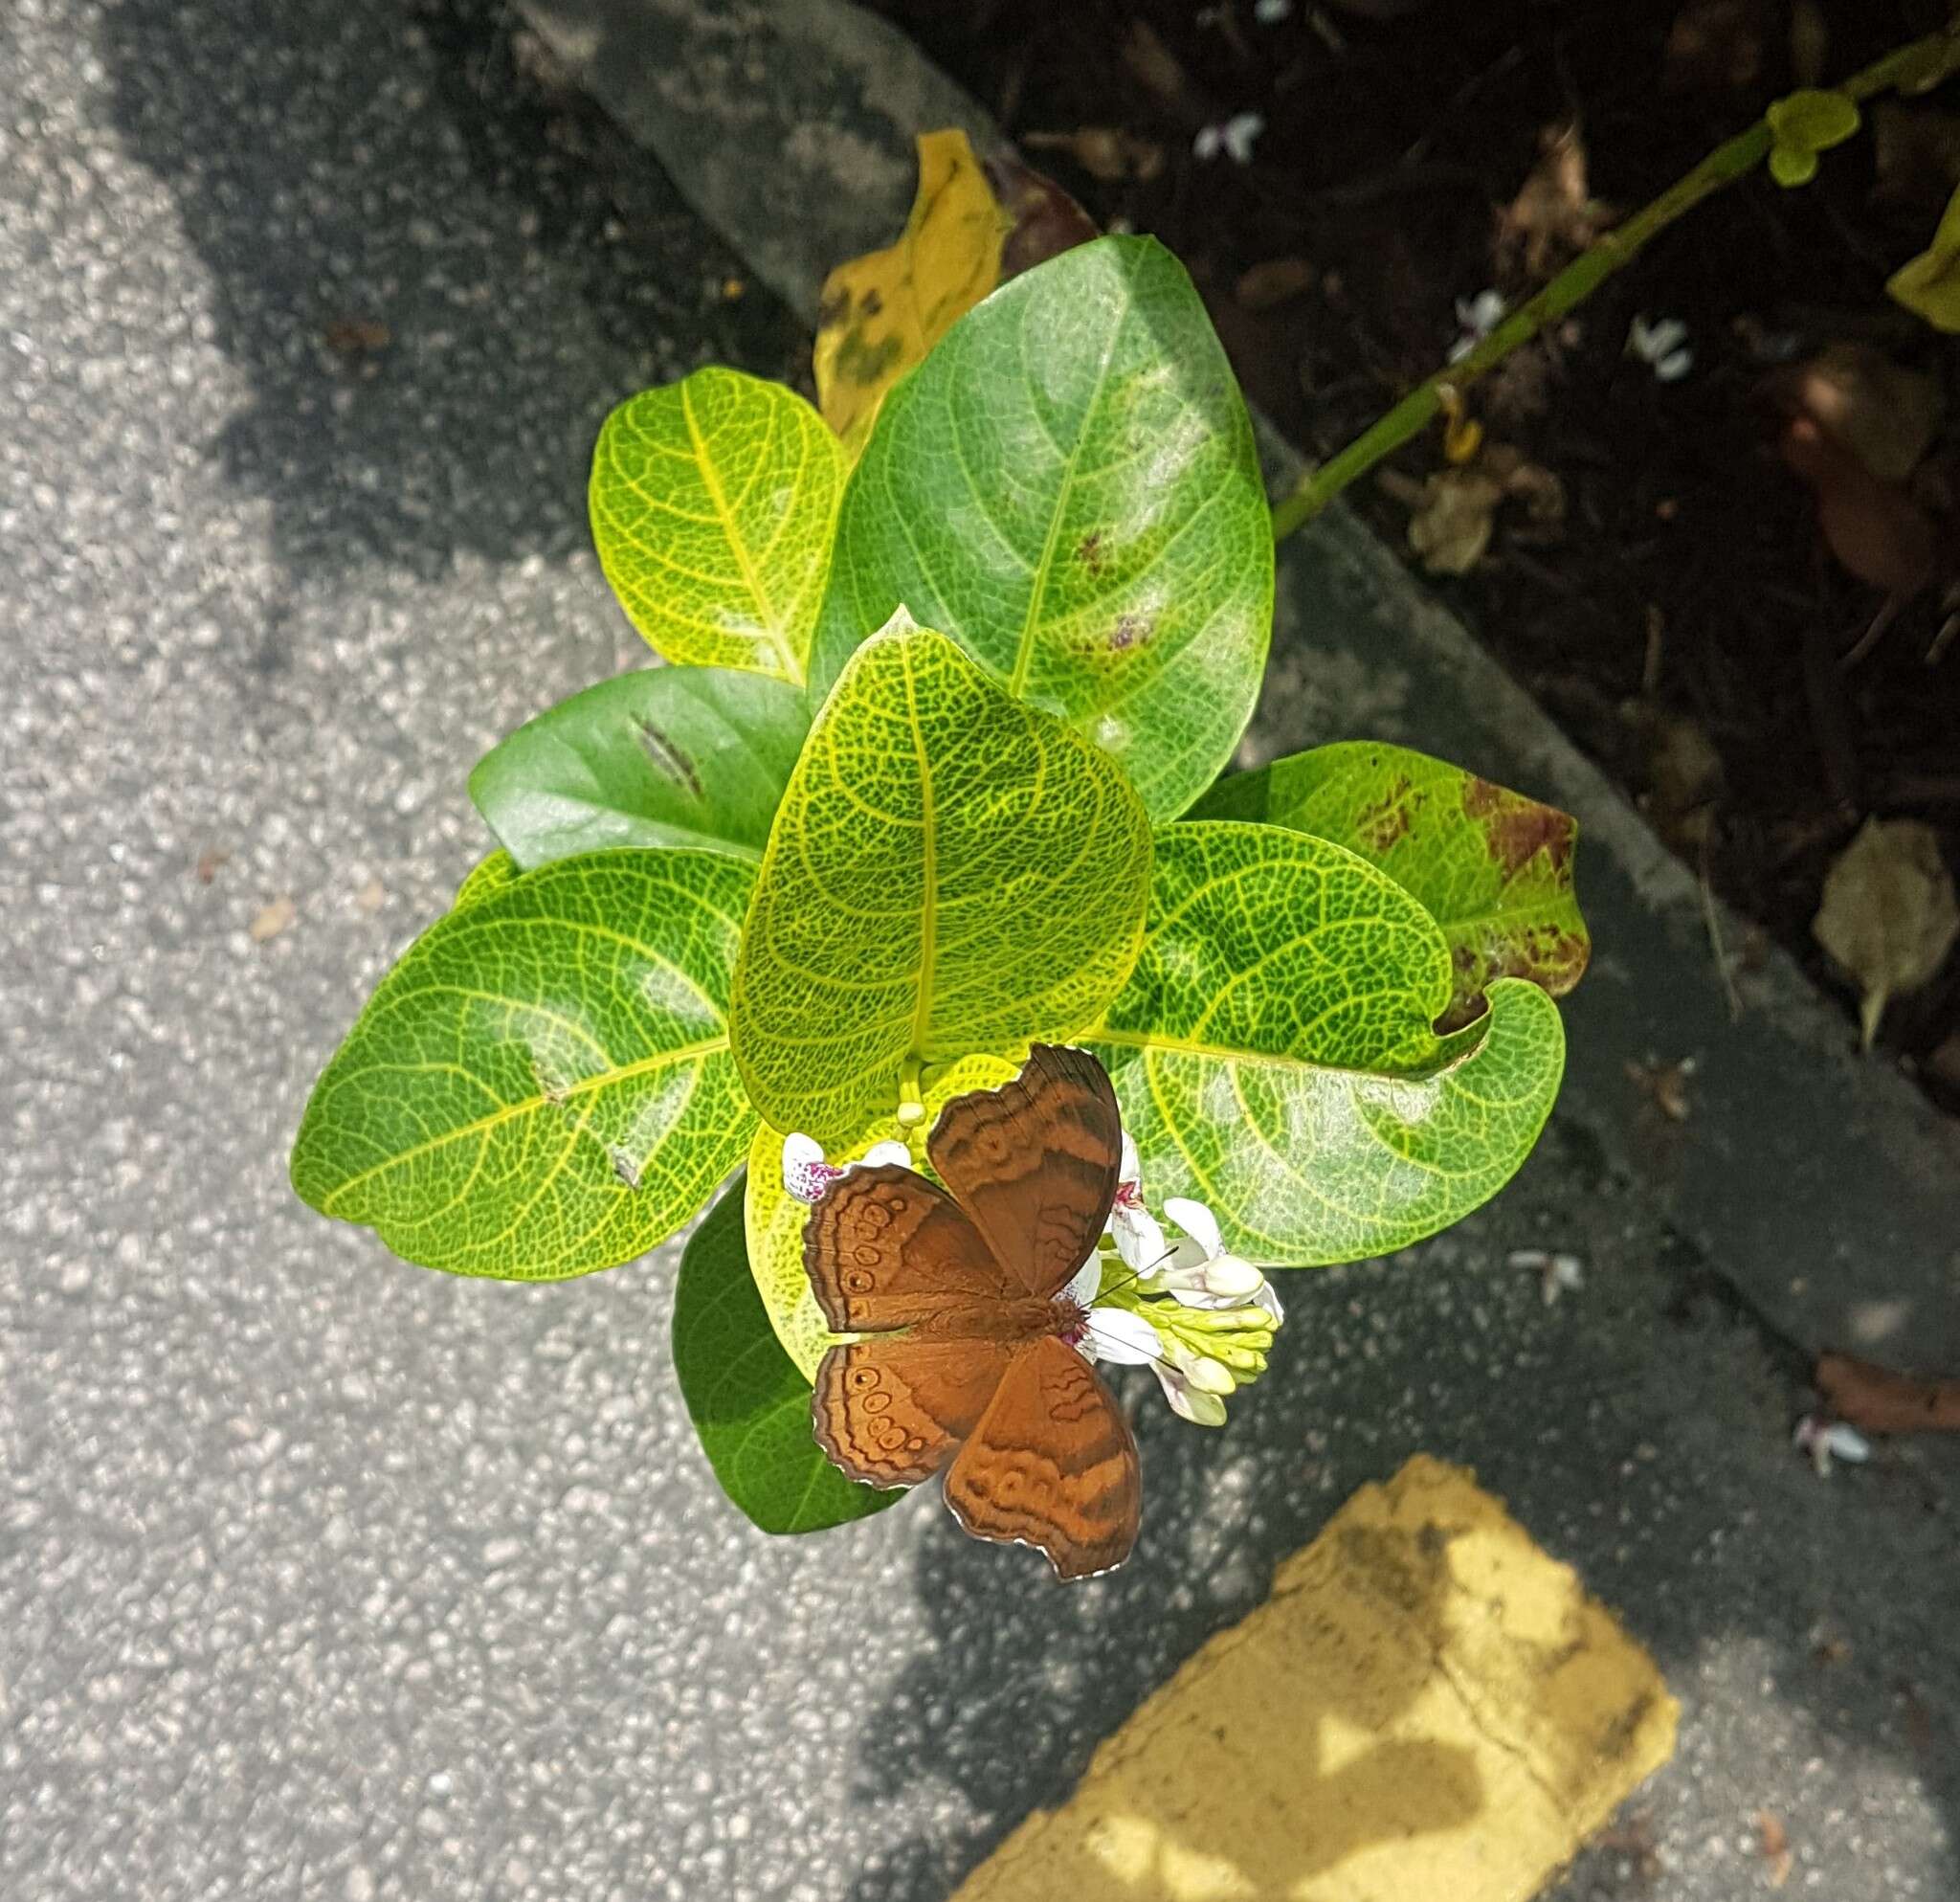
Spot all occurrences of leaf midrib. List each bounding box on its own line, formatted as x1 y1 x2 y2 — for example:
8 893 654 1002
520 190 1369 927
317 1033 731 1212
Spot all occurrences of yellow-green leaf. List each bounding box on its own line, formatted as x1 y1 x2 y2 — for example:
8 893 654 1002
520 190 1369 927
1767 88 1860 189
729 615 1152 1144
1887 183 1960 332
291 851 757 1279
1195 743 1589 1028
453 849 518 910
813 129 1013 459
1087 823 1566 1265
743 1055 1015 1379
589 367 843 684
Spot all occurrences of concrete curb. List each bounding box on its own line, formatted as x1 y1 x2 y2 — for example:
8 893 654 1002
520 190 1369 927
519 0 1959 1368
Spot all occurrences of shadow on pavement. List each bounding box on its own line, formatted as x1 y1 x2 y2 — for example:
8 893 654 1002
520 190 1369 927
95 0 802 587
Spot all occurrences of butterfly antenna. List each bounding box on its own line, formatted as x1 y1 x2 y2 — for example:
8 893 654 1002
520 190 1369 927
1082 1318 1176 1371
1091 1242 1178 1307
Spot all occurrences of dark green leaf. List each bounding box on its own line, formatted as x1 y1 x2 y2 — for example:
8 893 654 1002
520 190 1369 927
469 666 809 870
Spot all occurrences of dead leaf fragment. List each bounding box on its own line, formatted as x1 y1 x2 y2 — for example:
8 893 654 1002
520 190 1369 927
1663 0 1766 91
1390 442 1564 575
354 876 386 915
249 895 297 943
194 847 231 884
1766 343 1943 485
1812 817 1959 1048
1499 123 1611 279
1235 257 1317 310
1022 126 1164 184
1815 1351 1960 1435
1779 416 1937 597
1755 1810 1793 1888
1626 1055 1694 1123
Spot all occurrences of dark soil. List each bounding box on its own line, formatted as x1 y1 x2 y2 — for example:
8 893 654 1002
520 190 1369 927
866 0 1960 1108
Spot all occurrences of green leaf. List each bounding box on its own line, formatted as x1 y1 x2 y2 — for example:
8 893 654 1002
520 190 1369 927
469 666 810 870
1887 183 1960 333
454 849 518 909
672 1174 900 1533
291 851 757 1279
1195 743 1589 1028
744 1055 1017 1379
730 615 1151 1144
1767 89 1860 189
1087 822 1566 1265
590 367 844 685
811 235 1273 822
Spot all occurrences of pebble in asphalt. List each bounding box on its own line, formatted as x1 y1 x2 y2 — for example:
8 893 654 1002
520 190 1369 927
2 2 1955 1898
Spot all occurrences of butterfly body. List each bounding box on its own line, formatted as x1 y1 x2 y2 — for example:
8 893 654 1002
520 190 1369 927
803 1045 1142 1579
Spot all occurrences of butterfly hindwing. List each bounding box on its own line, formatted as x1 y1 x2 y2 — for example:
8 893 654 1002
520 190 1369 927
927 1043 1124 1300
804 1164 1018 1333
942 1334 1141 1580
812 1334 1013 1488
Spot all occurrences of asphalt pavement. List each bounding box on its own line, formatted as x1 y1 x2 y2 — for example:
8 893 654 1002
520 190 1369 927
2 3 1955 1899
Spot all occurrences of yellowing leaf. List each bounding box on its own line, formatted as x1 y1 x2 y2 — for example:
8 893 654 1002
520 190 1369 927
813 130 1013 459
1888 182 1960 332
1812 817 1958 1049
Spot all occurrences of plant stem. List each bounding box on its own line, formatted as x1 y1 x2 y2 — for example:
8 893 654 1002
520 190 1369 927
1268 21 1960 542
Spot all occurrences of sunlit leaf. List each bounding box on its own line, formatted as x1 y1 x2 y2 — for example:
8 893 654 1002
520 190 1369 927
812 235 1274 823
730 615 1151 1144
291 851 756 1279
672 1174 900 1532
1196 743 1589 1027
589 367 843 684
1087 822 1566 1265
454 849 518 910
470 666 809 870
744 1055 1016 1380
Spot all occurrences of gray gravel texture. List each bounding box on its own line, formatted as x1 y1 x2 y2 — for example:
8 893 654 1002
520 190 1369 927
1 4 1955 1902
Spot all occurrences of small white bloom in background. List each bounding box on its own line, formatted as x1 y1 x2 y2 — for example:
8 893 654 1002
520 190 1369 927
1449 288 1505 364
1254 0 1293 22
1627 313 1692 382
1507 1246 1585 1306
781 1131 911 1205
1793 1414 1870 1477
1194 111 1265 166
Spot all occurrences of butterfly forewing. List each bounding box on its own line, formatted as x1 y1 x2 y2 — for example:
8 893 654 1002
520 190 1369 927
804 1165 1018 1333
812 1334 1013 1488
943 1334 1141 1579
927 1043 1124 1301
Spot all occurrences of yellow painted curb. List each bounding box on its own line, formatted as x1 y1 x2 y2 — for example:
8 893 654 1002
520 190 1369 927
951 1455 1678 1902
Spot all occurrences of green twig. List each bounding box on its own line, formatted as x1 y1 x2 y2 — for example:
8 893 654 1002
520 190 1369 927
1269 21 1960 543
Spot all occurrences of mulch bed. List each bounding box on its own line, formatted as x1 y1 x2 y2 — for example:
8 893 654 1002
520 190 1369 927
866 0 1960 1108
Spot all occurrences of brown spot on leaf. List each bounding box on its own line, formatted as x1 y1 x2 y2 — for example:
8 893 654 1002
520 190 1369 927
814 288 849 330
1075 530 1106 574
1356 775 1414 853
858 288 884 318
631 717 703 798
1463 776 1575 878
1109 613 1152 652
834 329 902 388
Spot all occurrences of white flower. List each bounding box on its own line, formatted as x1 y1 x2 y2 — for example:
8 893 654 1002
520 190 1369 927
1507 1247 1584 1306
1067 1249 1236 1426
1449 288 1505 363
781 1131 911 1204
1106 1130 1169 1272
1154 1197 1284 1323
1254 0 1292 21
1194 112 1264 166
1793 1415 1870 1477
1627 314 1692 382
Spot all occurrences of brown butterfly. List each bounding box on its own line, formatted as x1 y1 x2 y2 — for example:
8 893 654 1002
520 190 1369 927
804 1044 1142 1579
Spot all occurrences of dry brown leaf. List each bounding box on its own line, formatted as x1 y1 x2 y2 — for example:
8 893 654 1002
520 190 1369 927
1499 123 1610 279
1812 817 1959 1048
1779 417 1938 597
1021 126 1164 184
1120 21 1200 117
1393 444 1564 574
1663 0 1766 91
1815 1351 1960 1435
1768 344 1943 485
1236 257 1318 310
249 895 297 944
1873 102 1960 209
1755 1811 1793 1888
1630 705 1724 850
